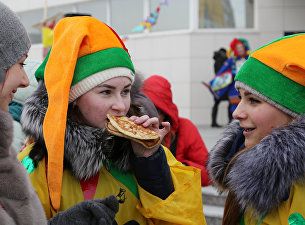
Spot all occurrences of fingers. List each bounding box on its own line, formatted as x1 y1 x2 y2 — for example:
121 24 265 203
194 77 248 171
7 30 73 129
130 115 159 128
159 122 171 137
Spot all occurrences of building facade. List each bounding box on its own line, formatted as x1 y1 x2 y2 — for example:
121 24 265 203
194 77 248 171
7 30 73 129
5 0 305 125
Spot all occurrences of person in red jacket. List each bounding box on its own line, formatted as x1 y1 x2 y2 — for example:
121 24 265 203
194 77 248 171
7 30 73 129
142 75 210 186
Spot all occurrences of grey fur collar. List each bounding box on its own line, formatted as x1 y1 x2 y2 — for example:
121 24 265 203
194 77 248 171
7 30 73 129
208 116 305 216
21 78 148 180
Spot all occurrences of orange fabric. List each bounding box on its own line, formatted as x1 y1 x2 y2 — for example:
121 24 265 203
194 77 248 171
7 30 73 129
43 16 126 210
251 35 305 86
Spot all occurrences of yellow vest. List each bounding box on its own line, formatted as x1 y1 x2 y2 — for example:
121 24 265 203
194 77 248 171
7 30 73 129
18 144 207 225
242 182 305 225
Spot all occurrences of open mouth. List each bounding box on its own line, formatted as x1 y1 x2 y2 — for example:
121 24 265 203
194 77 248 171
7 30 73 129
243 128 255 136
244 128 255 132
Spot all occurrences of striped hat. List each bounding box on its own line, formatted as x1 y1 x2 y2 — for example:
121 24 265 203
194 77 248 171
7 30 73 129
35 16 135 210
235 34 305 117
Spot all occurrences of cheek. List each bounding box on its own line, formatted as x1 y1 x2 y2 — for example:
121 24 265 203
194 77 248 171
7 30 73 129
124 98 131 113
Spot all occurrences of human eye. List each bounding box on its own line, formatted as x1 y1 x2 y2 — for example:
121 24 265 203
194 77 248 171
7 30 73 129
19 62 26 68
249 97 260 104
100 90 111 95
121 88 130 96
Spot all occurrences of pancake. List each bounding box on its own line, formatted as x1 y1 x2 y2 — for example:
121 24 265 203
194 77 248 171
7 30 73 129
106 114 161 148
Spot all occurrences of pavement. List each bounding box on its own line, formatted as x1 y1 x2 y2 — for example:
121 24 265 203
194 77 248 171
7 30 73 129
197 125 225 152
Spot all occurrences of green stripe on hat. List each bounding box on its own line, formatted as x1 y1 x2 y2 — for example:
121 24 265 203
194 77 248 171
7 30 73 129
35 47 135 86
235 57 305 115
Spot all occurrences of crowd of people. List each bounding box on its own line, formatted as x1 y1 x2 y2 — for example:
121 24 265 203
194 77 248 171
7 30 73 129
1 1 305 224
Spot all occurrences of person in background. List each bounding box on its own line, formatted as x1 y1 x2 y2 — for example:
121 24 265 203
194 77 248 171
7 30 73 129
142 75 210 186
217 38 250 115
0 2 47 224
211 47 231 127
208 34 305 225
19 16 206 224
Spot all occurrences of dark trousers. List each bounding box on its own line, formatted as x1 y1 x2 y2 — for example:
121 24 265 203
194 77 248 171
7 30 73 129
211 91 232 126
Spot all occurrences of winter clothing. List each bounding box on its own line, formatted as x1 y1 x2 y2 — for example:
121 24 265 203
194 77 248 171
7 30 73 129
208 34 305 225
19 77 206 224
142 75 210 186
208 118 305 225
33 16 136 210
211 48 231 126
235 33 305 117
228 38 250 58
0 2 31 82
216 38 250 113
48 195 119 225
217 55 248 113
19 16 206 224
0 110 47 225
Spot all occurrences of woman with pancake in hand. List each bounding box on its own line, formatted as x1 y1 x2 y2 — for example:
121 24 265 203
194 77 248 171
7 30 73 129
142 75 210 187
18 16 206 224
208 34 305 225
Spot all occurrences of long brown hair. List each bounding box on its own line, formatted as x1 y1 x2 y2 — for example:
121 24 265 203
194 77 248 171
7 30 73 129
221 147 251 225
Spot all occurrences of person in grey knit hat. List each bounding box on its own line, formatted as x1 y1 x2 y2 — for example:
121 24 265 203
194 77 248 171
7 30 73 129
0 2 31 84
0 2 122 224
0 2 47 224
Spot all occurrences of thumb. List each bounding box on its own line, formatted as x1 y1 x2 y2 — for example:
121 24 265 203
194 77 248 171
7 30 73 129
159 122 171 137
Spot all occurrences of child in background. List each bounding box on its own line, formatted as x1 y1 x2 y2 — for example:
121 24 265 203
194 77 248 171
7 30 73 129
142 75 210 186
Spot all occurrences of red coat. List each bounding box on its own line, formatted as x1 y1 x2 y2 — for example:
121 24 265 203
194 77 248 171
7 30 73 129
142 75 210 186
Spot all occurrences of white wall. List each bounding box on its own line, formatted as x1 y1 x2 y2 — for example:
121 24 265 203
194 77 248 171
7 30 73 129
26 0 305 126
2 0 89 12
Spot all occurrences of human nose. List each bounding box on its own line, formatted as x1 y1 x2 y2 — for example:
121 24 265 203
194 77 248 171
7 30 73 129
112 95 126 112
232 102 246 120
20 72 29 88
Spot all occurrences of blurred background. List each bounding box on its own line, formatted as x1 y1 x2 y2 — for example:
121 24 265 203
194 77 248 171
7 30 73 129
4 0 305 126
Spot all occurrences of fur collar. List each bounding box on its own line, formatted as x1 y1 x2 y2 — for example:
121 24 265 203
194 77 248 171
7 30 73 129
21 76 151 180
208 116 305 216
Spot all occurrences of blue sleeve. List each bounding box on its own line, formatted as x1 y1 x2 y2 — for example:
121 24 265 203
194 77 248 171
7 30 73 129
217 58 233 75
130 146 174 200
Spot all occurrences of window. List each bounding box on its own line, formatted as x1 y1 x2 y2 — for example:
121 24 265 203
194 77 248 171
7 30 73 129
149 0 189 32
17 9 44 44
110 0 144 35
76 0 107 24
199 0 254 28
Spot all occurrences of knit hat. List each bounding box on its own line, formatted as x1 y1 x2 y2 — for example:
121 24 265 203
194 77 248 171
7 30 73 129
0 2 31 83
235 33 305 117
35 16 135 210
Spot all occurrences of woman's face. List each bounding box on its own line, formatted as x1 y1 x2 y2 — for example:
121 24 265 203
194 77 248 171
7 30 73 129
74 77 131 128
236 43 246 57
233 89 293 148
0 55 29 112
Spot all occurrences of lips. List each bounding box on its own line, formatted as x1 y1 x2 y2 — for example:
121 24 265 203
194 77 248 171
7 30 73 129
243 127 255 136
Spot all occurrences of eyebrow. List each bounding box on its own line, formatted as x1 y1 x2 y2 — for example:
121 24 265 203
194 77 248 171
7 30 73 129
98 83 132 89
244 91 252 96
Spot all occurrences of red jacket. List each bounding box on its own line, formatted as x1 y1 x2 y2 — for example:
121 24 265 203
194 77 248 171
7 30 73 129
142 75 210 186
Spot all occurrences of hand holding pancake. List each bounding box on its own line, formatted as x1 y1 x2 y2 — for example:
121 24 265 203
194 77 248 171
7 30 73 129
106 114 170 157
129 115 170 157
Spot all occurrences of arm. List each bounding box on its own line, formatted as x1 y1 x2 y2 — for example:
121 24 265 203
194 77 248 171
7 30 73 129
216 58 232 75
130 146 174 200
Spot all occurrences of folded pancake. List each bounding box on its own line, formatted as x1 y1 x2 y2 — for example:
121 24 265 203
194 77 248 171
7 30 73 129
106 114 161 149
